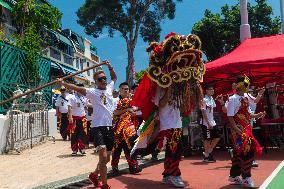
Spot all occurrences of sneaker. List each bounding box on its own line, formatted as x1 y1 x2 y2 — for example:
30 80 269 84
88 172 102 187
112 166 119 175
252 160 258 167
202 152 209 162
101 184 111 189
169 176 185 188
71 151 77 156
129 165 142 174
202 156 209 162
242 177 255 188
207 153 216 163
162 176 171 184
228 176 243 185
228 149 234 158
79 149 86 156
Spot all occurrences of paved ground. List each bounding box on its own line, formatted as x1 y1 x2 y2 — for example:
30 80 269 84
0 134 128 189
80 149 283 189
1 133 283 189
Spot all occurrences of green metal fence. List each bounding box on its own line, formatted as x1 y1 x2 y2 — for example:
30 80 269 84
0 41 52 114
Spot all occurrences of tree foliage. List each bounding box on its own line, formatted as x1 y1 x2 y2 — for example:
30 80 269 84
13 0 62 34
12 0 62 80
192 0 281 61
77 0 182 84
135 69 146 84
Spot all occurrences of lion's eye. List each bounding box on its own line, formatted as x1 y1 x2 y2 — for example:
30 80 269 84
171 46 178 52
183 45 190 49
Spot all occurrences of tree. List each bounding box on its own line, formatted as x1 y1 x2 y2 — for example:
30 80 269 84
135 69 146 84
77 0 182 85
192 0 281 61
12 0 62 80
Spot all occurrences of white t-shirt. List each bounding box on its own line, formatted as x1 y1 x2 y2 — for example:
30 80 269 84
86 81 115 127
113 97 119 109
244 93 257 113
69 94 87 117
200 95 216 127
153 87 182 131
227 94 250 117
55 94 70 113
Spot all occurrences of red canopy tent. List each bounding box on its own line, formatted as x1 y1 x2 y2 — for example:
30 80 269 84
204 34 284 94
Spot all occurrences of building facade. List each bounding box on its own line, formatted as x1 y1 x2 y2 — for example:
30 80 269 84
0 0 101 86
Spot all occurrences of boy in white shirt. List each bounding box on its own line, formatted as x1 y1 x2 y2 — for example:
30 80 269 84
55 86 70 140
200 84 220 162
227 76 265 188
153 86 185 188
68 83 88 156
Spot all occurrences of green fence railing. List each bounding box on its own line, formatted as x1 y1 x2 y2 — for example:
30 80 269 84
0 41 52 114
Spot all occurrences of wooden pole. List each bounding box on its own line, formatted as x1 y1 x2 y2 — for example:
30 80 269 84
0 63 104 106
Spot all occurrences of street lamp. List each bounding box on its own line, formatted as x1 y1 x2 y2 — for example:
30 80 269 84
240 0 251 42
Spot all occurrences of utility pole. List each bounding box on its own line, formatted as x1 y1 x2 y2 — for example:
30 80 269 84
280 0 284 33
240 0 251 42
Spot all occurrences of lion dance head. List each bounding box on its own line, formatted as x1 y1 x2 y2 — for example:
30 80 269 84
146 32 205 113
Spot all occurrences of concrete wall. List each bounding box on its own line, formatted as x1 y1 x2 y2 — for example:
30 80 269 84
0 114 10 154
48 109 57 137
0 109 57 154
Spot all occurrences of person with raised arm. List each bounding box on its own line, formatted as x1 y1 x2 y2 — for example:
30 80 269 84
57 60 116 189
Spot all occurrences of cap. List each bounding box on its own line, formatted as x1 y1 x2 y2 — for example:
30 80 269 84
60 86 66 91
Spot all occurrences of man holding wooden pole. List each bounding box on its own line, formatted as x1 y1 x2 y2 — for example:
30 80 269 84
57 60 117 189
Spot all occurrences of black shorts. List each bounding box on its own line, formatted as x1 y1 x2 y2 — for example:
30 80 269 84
201 124 220 140
91 126 114 152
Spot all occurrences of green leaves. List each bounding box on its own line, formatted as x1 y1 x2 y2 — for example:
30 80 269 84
12 0 62 81
135 69 146 84
14 24 42 81
77 0 183 84
192 0 280 61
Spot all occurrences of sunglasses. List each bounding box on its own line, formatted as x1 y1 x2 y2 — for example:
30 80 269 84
97 76 107 82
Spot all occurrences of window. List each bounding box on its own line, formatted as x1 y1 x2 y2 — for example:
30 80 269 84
63 54 73 66
80 58 85 70
76 58 79 69
87 62 90 76
50 48 61 61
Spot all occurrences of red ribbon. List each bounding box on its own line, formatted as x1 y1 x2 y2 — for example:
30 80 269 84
234 116 262 157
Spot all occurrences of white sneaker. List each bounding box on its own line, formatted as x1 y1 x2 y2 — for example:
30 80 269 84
162 176 171 184
169 176 185 188
228 176 243 185
242 177 255 188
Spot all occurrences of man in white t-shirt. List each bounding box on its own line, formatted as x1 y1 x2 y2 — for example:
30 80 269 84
55 86 71 140
200 84 220 163
153 86 185 188
68 83 88 156
57 60 116 189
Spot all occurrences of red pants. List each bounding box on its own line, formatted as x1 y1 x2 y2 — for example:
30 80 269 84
70 116 88 152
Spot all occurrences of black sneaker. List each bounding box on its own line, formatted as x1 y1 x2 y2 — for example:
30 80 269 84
202 152 209 162
252 160 259 167
71 151 77 156
112 166 119 175
207 153 216 163
79 149 86 156
203 156 209 162
129 165 142 174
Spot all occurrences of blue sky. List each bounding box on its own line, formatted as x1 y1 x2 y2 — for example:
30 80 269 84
48 0 281 86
